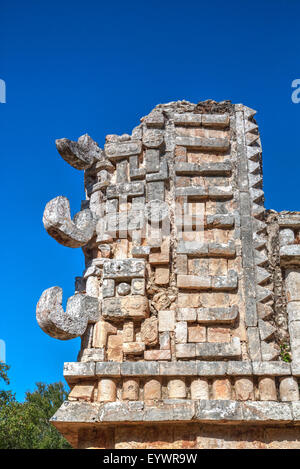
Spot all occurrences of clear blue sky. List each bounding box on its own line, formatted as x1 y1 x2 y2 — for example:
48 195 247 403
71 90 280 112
1 0 300 400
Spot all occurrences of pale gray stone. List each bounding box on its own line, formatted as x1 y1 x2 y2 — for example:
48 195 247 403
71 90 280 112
201 113 230 128
159 361 197 376
197 306 238 324
103 259 145 280
252 361 291 376
36 287 100 340
106 181 144 199
56 134 105 170
120 361 159 376
195 338 241 359
95 362 121 377
104 140 142 160
117 282 131 296
197 361 227 376
43 196 95 248
63 361 95 380
195 400 242 421
226 361 253 376
175 136 230 151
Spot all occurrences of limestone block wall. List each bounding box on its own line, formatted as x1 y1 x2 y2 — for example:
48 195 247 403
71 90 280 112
36 100 300 448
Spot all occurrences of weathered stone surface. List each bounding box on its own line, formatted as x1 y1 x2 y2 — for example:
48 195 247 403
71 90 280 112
234 378 254 401
36 287 99 340
103 259 145 280
69 382 95 402
104 140 142 160
175 162 232 177
212 378 232 400
122 378 139 400
167 379 186 399
174 113 202 126
64 362 95 382
93 320 117 348
102 296 149 320
158 310 175 332
144 379 161 400
141 316 158 346
251 361 291 376
107 335 123 362
43 196 95 248
279 377 299 402
175 343 196 358
258 377 277 401
98 379 117 402
123 342 145 355
197 306 238 324
202 113 230 128
95 362 121 377
195 338 241 359
56 134 105 170
280 245 300 266
177 274 211 290
177 307 197 322
144 350 171 360
175 136 230 151
120 361 159 376
40 100 300 449
188 325 206 343
175 321 188 344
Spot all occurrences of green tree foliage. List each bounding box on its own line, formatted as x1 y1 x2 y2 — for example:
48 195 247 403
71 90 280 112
0 362 72 449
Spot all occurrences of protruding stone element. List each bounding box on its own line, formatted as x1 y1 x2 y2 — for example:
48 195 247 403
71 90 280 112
258 377 277 401
167 379 186 399
190 378 209 400
279 228 295 247
104 140 142 160
93 320 117 348
122 378 139 400
43 196 95 248
158 310 175 332
234 378 254 401
39 100 300 448
202 113 230 128
279 377 299 402
123 342 145 355
280 245 300 266
97 379 117 402
56 133 105 170
144 378 161 400
103 259 145 280
36 287 99 340
68 382 95 402
212 378 232 400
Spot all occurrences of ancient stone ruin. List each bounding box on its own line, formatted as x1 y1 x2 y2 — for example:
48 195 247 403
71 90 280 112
36 100 300 448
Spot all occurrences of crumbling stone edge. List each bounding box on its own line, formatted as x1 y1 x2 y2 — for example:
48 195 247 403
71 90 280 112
51 399 300 425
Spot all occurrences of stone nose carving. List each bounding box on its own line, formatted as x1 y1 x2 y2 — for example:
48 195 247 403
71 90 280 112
43 196 95 248
36 286 100 340
55 133 103 170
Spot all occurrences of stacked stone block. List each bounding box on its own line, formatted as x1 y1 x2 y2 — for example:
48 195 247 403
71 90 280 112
36 100 300 448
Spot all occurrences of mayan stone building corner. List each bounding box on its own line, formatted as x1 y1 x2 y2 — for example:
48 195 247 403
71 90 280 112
36 100 300 449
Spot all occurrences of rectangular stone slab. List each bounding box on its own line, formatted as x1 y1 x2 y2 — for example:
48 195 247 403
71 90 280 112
103 259 145 279
175 136 230 151
102 296 149 320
